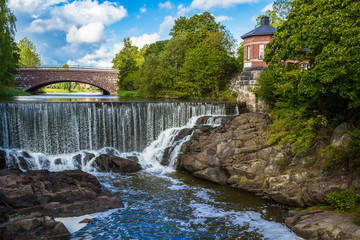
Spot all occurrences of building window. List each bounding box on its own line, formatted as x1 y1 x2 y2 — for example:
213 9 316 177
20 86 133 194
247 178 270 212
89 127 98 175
259 44 264 59
247 46 250 60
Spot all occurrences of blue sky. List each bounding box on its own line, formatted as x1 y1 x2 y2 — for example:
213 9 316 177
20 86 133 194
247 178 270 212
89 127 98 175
9 0 274 68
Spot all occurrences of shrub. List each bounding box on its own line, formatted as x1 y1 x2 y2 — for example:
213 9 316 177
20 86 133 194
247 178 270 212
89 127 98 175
324 189 359 212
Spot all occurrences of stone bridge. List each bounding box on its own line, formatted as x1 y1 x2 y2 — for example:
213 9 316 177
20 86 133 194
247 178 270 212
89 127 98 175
15 68 119 95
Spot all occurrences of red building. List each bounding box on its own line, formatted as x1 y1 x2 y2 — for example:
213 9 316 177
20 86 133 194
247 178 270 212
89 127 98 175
241 16 275 69
230 16 275 112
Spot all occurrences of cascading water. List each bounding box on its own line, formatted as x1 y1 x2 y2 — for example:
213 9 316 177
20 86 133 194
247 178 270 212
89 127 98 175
0 99 298 239
0 102 236 155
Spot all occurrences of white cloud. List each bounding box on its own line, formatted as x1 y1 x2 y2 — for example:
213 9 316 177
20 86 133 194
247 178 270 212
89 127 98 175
159 16 175 33
9 0 65 14
67 42 124 68
66 22 105 44
190 0 259 11
55 0 127 26
130 33 161 49
159 1 173 9
140 7 147 13
215 15 233 22
261 3 273 12
177 4 191 16
66 32 160 68
28 17 70 33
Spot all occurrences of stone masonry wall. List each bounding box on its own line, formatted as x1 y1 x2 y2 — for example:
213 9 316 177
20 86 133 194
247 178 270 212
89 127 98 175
15 69 119 95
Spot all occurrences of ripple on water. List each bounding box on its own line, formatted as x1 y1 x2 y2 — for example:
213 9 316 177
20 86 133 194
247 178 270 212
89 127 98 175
70 171 299 240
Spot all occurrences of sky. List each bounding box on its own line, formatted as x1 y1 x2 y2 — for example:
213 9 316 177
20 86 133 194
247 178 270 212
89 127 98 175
9 0 274 68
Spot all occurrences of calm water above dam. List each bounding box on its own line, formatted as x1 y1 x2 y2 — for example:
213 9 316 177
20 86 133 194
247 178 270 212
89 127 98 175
0 95 298 239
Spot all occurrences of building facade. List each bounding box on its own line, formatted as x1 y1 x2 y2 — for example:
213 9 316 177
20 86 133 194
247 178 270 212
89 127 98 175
230 16 275 112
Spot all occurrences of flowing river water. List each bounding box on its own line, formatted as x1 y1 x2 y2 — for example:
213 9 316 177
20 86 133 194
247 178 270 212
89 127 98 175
0 95 298 239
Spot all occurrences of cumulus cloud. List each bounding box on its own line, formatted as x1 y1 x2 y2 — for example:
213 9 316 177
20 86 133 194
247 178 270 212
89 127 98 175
159 16 175 33
190 0 259 11
66 22 105 43
9 0 65 14
66 32 160 68
27 0 127 45
53 0 127 26
130 33 161 49
66 42 124 68
28 17 69 33
159 1 173 9
215 15 233 22
177 4 191 16
261 3 273 12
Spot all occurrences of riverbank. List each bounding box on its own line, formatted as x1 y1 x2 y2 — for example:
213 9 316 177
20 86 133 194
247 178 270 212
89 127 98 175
0 85 30 97
178 112 360 239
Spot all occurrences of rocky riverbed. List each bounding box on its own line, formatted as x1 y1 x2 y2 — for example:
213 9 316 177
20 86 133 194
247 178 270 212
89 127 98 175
0 152 141 240
178 112 360 239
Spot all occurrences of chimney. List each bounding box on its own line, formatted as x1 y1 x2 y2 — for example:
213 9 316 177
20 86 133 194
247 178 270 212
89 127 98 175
261 16 270 26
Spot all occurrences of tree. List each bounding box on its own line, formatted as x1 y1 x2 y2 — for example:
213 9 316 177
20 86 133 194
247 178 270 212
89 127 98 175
256 0 360 153
255 0 292 28
112 38 142 90
17 37 41 67
0 0 18 86
237 42 244 71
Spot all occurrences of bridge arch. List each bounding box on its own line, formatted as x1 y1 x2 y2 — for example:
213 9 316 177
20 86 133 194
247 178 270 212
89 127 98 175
15 68 119 95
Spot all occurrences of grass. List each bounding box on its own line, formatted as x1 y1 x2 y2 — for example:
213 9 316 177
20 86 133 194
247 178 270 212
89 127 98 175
0 85 30 96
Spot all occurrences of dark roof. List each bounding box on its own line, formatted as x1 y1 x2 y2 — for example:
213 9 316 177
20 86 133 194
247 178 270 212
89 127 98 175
241 16 276 39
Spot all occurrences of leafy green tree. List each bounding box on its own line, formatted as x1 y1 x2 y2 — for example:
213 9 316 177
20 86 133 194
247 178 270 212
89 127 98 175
17 37 41 67
178 31 237 97
256 0 360 153
112 38 142 90
62 63 69 69
255 0 292 28
0 0 18 86
237 42 244 70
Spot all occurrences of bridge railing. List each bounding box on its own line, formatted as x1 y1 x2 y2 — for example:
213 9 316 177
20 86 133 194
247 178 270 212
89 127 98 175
19 65 118 72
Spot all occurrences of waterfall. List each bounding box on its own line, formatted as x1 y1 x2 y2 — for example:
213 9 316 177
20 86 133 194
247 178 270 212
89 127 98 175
0 102 237 155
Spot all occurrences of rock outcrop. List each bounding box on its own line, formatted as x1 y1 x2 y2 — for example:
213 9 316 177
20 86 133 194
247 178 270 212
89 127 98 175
178 113 360 207
95 154 142 173
0 169 123 239
286 210 360 240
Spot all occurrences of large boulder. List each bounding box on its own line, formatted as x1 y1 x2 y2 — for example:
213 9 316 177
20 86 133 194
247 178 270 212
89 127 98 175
178 113 359 208
285 210 360 240
0 169 123 239
95 154 142 173
0 213 70 240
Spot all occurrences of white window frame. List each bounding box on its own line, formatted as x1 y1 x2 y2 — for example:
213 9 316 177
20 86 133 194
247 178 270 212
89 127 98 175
259 44 264 59
247 45 250 60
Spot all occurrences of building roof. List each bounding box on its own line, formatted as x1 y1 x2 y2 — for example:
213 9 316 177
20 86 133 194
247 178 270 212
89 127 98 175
241 16 276 39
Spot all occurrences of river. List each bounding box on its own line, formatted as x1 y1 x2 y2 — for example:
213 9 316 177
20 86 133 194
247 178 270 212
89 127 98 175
0 94 298 239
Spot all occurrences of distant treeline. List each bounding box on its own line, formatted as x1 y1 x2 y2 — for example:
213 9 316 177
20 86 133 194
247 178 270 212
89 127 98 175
112 12 243 100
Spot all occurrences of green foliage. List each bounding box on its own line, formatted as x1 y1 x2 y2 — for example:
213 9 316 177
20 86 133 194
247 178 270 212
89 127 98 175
0 85 30 96
256 0 360 155
113 12 237 100
112 38 143 91
237 42 244 71
0 0 18 86
255 0 292 28
17 37 41 67
322 128 360 172
324 189 359 212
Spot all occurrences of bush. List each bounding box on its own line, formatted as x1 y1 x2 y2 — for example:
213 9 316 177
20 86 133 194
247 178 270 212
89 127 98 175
324 189 359 212
322 128 360 172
